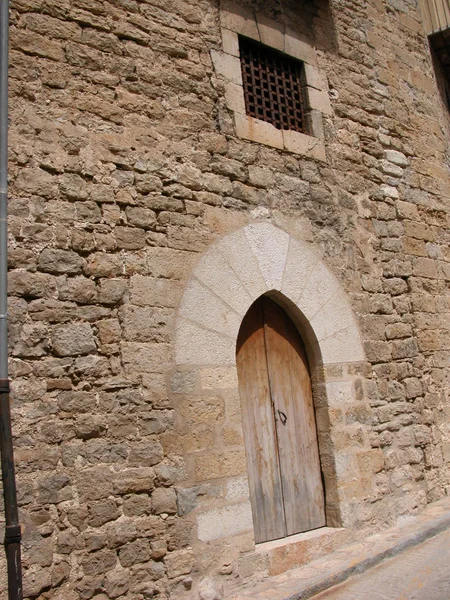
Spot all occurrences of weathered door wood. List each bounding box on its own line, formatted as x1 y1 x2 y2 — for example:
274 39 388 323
236 299 286 543
236 296 325 543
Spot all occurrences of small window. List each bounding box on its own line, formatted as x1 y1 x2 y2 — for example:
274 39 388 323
429 31 450 112
418 0 450 113
239 36 306 134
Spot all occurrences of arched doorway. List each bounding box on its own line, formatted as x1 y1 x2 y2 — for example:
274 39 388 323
236 295 325 543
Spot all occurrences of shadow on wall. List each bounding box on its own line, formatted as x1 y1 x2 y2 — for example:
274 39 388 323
217 0 339 54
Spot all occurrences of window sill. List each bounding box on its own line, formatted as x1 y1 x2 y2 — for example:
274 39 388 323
234 114 327 161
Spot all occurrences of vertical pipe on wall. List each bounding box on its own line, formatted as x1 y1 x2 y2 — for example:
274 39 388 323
0 1 23 598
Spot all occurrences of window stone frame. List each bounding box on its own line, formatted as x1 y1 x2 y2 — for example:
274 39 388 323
211 2 331 161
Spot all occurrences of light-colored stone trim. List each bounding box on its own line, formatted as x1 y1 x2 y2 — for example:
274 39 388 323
214 2 331 159
173 223 376 569
175 223 364 367
174 223 370 551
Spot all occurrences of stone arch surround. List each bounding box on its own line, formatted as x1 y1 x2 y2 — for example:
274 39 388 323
175 222 365 368
172 223 377 581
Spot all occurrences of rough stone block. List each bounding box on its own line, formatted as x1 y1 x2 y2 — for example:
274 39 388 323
118 539 151 567
39 248 85 275
121 342 170 373
113 468 155 496
130 275 180 308
77 467 114 502
52 323 96 357
165 548 195 578
152 487 178 514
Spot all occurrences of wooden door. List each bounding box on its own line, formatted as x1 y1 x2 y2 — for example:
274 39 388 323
236 296 325 543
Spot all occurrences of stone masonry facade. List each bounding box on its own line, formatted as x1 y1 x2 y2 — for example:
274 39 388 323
2 0 450 598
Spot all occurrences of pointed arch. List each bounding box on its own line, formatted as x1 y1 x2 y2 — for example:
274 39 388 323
175 222 365 368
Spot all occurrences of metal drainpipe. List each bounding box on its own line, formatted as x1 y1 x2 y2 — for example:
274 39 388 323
0 1 23 598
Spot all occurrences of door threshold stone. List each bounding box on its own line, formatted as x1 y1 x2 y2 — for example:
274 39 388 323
231 497 450 599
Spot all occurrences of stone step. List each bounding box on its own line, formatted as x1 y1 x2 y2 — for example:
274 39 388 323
231 497 450 600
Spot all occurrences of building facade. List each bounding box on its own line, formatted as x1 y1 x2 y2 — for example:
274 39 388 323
2 0 450 598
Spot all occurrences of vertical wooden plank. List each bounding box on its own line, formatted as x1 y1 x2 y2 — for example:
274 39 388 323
262 296 325 535
236 298 287 543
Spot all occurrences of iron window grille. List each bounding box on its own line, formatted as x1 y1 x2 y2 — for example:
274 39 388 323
239 35 306 134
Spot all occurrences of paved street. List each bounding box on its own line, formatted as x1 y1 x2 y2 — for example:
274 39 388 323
312 529 450 600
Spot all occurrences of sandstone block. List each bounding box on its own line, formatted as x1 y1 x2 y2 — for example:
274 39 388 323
121 342 170 373
113 468 155 495
119 539 151 567
123 495 152 517
39 249 85 275
165 548 195 578
52 323 96 356
116 226 147 250
385 149 409 167
197 502 253 542
285 27 317 64
220 2 260 38
105 569 130 598
82 550 117 576
170 370 197 394
200 367 238 390
128 440 164 467
85 253 123 278
98 279 128 305
87 500 120 528
15 167 58 198
234 113 284 149
77 467 113 502
392 337 419 359
182 395 225 425
195 451 247 481
152 487 177 515
107 521 138 549
22 566 52 599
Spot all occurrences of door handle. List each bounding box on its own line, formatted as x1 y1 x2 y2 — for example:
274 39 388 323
277 410 287 426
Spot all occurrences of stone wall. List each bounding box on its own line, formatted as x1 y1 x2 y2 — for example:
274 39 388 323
2 0 450 598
